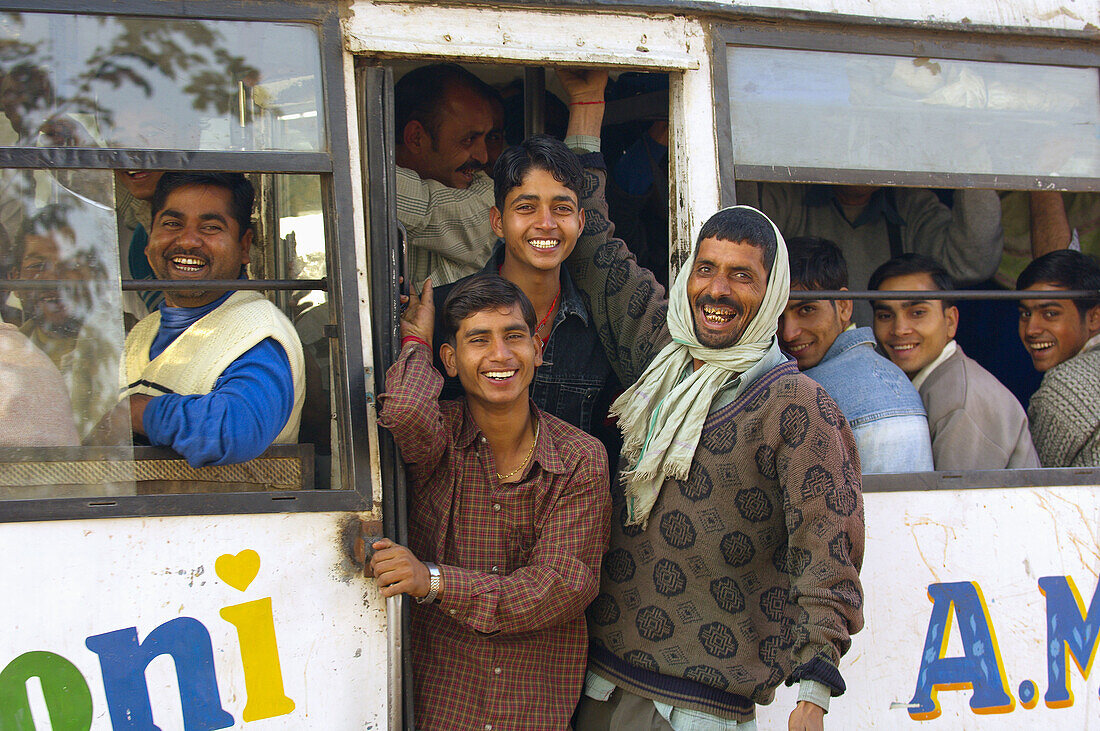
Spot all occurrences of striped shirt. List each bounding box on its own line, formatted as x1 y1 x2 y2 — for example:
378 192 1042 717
378 341 612 730
396 166 496 286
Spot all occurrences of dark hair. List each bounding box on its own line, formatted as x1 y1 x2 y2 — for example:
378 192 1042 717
395 63 491 142
9 204 76 269
151 172 254 239
787 236 847 290
441 274 537 346
492 134 584 210
868 253 955 307
694 207 777 274
1017 249 1100 315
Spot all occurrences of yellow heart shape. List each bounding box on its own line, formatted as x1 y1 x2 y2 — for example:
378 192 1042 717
215 549 261 592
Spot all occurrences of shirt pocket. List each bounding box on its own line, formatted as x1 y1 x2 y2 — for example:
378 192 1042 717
551 383 602 432
495 481 537 573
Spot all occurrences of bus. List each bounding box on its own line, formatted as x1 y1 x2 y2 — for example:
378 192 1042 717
0 0 1095 728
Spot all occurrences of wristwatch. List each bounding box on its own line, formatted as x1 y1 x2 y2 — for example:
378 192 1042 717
417 562 441 604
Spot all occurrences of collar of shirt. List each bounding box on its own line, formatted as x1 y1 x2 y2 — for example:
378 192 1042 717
911 338 958 391
707 337 787 413
818 325 873 365
481 239 591 328
157 289 233 330
805 184 906 229
454 400 570 477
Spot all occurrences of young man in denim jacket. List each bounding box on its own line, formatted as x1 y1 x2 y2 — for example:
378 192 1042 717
779 237 933 474
433 69 620 458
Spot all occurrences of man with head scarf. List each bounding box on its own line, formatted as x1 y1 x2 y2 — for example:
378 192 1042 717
568 168 865 730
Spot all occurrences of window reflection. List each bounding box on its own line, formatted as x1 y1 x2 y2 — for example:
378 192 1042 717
726 46 1100 179
2 187 127 444
0 12 324 152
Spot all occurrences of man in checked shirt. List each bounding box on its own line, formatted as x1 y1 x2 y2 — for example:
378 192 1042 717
371 273 612 730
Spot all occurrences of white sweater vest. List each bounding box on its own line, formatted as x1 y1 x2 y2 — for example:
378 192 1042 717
121 290 305 444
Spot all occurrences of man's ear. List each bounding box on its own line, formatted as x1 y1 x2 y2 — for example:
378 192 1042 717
440 342 458 378
239 228 253 266
490 206 504 239
1086 303 1100 337
533 332 543 368
402 120 429 153
578 207 585 232
836 287 853 325
945 304 960 339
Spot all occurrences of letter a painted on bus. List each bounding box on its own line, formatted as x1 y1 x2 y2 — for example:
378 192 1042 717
908 581 1015 720
85 617 234 731
1038 575 1100 709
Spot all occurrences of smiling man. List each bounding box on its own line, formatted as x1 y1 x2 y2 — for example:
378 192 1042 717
432 69 619 457
373 275 610 730
107 172 305 467
780 237 932 474
395 63 500 286
568 171 865 726
8 209 118 440
1017 250 1100 467
869 253 1038 470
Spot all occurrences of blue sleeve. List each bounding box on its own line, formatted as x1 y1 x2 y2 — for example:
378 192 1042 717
142 338 295 467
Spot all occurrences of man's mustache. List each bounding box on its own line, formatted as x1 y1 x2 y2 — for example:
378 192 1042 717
457 159 482 174
695 294 742 315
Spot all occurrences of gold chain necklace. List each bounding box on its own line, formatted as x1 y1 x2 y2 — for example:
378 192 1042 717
496 420 540 482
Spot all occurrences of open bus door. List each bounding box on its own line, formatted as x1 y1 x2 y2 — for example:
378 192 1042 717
0 1 394 728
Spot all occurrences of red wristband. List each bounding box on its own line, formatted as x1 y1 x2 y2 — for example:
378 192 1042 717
569 100 605 105
402 335 429 349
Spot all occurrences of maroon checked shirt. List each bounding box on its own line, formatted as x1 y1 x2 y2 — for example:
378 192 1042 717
378 341 611 731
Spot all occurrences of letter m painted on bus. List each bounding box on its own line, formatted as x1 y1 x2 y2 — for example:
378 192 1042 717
1039 575 1100 708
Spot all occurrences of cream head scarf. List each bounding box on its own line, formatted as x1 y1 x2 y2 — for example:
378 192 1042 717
611 205 790 527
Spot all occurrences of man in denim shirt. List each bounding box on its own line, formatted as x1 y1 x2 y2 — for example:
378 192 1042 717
779 237 934 474
433 69 619 459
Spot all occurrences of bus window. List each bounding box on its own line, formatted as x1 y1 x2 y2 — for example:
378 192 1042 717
0 7 368 508
0 12 325 152
1 171 126 450
722 46 1098 182
0 168 334 498
388 61 672 287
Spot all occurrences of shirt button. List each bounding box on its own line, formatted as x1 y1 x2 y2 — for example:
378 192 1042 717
485 725 493 731
492 503 501 512
494 667 502 675
491 565 499 573
480 436 487 443
448 609 456 615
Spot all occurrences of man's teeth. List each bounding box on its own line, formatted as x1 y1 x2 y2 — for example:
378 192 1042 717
892 343 918 352
788 343 809 353
171 256 206 271
1029 342 1055 351
484 370 517 380
529 239 558 250
701 305 735 323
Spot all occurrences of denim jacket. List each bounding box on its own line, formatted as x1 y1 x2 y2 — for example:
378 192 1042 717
433 242 618 443
803 326 934 474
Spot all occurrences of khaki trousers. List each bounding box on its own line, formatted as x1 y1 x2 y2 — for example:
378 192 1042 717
574 687 675 731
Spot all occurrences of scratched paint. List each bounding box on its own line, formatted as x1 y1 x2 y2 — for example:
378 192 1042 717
0 512 387 729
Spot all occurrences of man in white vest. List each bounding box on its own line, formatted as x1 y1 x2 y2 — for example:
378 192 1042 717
107 172 305 467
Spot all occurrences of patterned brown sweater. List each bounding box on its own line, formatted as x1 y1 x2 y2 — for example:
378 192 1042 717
568 156 865 720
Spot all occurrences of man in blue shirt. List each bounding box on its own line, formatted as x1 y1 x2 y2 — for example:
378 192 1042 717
779 236 933 474
99 172 305 467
